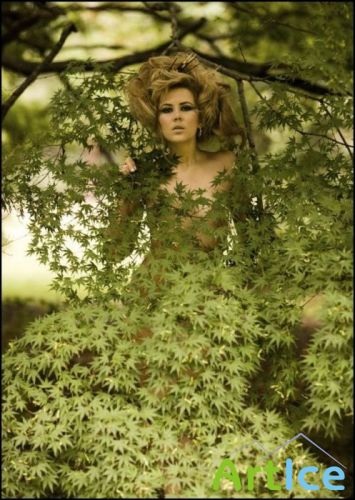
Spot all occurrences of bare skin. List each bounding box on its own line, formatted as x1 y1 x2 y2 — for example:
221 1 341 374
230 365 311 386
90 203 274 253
160 149 235 247
120 87 236 248
161 149 235 214
158 87 235 246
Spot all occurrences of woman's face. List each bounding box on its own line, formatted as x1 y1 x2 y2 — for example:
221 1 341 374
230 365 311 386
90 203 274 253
157 87 200 144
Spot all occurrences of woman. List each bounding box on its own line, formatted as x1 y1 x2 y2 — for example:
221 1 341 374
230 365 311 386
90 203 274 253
111 53 254 495
107 51 251 339
110 52 254 388
115 52 246 273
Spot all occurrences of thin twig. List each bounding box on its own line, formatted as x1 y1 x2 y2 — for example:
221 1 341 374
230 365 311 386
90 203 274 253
300 293 321 309
61 43 126 51
294 128 353 149
196 33 224 57
230 3 318 36
320 103 353 160
169 3 180 42
58 74 115 165
237 79 264 216
237 44 263 215
237 82 256 153
2 233 29 247
283 87 326 103
1 23 77 122
31 171 51 188
249 80 354 151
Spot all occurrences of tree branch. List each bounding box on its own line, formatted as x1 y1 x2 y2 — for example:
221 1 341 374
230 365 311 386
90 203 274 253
1 23 77 123
248 80 354 155
194 32 225 57
2 3 60 45
230 2 318 36
58 74 115 165
2 14 45 45
51 1 172 22
2 18 206 74
3 41 343 98
2 6 349 100
191 49 346 97
61 43 127 51
169 3 180 41
237 79 264 216
320 103 353 160
160 2 184 55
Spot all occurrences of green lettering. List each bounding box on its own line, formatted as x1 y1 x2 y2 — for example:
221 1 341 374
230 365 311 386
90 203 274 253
265 460 281 490
212 458 242 491
247 465 262 490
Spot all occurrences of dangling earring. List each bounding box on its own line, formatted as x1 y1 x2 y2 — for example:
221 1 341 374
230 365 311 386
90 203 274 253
197 127 203 138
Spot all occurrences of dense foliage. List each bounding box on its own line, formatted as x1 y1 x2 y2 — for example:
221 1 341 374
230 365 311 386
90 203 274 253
2 303 342 498
2 2 353 498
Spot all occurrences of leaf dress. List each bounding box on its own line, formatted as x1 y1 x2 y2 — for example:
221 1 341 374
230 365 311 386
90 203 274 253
2 160 342 499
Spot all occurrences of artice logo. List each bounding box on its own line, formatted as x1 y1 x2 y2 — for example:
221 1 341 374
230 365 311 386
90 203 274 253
212 433 347 493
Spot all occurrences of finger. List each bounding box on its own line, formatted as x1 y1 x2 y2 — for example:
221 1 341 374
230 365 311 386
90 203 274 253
119 163 136 175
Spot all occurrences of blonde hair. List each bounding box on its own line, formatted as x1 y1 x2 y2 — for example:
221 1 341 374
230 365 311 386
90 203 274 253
125 52 245 145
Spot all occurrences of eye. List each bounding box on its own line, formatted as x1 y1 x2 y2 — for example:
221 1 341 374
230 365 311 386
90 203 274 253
181 105 194 111
160 108 172 113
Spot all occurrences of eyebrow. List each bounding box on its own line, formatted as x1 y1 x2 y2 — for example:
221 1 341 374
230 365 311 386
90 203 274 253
160 101 194 107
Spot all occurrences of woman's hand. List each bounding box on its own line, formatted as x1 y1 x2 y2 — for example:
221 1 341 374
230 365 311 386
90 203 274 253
119 157 137 176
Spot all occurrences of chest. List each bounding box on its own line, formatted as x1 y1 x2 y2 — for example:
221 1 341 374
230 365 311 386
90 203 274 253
161 167 225 202
157 168 229 224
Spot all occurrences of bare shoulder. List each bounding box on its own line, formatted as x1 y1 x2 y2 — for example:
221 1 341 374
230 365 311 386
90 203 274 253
202 150 236 192
205 150 236 173
218 150 236 170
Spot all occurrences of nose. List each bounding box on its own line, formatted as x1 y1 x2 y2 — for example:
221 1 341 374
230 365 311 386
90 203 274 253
173 108 182 120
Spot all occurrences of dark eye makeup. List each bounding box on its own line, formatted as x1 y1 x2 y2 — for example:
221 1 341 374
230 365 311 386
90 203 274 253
159 104 196 113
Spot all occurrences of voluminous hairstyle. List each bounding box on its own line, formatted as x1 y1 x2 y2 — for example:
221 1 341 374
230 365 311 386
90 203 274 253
125 52 245 145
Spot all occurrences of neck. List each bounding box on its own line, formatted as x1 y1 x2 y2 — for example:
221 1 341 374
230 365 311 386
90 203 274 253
168 140 202 169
